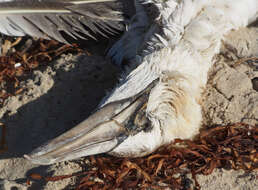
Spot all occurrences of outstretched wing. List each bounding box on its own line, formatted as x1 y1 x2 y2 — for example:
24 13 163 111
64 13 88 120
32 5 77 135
0 0 134 43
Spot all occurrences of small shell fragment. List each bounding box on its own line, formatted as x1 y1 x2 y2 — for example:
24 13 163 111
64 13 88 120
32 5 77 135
15 63 21 68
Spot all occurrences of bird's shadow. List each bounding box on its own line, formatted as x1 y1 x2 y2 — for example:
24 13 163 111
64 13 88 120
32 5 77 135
0 53 119 189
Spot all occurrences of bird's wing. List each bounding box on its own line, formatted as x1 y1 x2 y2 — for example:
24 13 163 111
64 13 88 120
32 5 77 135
0 0 134 43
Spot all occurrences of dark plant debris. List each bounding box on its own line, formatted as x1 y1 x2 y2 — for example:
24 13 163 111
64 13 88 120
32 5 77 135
234 57 258 71
0 122 7 154
0 36 85 106
28 122 258 190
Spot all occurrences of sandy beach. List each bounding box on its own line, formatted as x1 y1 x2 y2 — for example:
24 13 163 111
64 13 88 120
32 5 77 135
0 25 257 189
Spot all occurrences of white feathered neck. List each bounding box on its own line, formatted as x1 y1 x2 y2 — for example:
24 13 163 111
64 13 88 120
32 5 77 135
108 0 257 157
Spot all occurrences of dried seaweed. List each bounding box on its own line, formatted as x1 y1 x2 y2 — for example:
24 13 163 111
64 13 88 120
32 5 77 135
0 37 84 106
28 123 258 190
0 122 7 153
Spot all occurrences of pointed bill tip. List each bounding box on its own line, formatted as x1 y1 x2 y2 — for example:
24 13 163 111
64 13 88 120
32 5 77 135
24 154 56 165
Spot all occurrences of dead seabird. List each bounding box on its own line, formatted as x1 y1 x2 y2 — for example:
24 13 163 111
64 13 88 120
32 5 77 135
0 0 257 165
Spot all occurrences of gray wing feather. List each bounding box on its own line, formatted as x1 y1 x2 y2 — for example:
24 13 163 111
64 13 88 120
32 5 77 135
108 1 150 66
0 0 134 43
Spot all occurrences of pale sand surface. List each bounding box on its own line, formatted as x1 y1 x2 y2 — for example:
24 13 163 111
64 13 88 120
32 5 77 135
0 26 257 189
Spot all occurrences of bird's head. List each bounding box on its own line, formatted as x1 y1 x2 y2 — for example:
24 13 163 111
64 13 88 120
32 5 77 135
24 77 161 165
24 60 202 165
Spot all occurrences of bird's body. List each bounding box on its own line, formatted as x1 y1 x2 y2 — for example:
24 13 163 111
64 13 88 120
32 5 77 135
107 0 257 157
0 0 257 164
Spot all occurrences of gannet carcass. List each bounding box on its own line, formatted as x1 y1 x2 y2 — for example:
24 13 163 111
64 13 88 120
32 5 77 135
0 0 257 165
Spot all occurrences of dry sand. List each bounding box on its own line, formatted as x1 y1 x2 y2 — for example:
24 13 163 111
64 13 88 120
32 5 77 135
0 26 257 189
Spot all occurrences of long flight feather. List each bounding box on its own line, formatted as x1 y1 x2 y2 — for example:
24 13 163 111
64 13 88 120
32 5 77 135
0 0 134 43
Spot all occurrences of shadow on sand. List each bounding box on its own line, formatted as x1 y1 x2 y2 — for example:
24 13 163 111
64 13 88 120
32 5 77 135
0 53 119 189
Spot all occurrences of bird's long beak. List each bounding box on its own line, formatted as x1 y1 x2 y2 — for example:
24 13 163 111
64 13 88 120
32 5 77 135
24 79 158 165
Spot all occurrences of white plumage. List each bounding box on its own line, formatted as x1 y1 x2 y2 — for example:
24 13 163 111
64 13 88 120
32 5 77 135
107 0 257 156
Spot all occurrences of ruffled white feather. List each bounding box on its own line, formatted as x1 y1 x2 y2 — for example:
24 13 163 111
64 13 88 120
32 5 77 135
109 0 257 157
